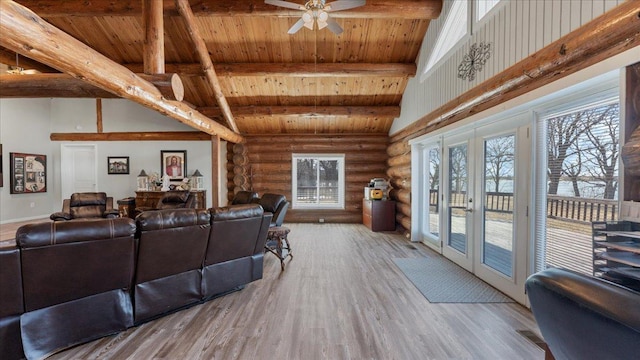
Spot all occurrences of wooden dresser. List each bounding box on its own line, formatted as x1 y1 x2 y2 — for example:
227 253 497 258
135 190 207 209
362 199 396 232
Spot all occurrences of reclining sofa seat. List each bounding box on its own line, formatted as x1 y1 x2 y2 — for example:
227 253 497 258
16 218 137 360
203 204 272 299
0 246 25 360
133 208 211 324
526 267 640 360
50 192 119 221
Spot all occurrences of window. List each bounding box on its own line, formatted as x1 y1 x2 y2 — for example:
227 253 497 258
421 0 468 78
535 98 620 275
426 145 441 238
476 0 500 22
292 154 345 209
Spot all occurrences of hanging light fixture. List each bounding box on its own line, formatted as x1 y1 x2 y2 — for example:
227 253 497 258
316 10 329 29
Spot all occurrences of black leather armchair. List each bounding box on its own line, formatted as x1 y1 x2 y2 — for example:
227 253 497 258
50 192 119 221
135 190 197 215
526 267 640 360
256 193 289 227
231 190 259 205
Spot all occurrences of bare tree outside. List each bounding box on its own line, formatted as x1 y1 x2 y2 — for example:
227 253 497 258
429 147 440 191
546 111 597 195
484 135 515 193
580 103 619 199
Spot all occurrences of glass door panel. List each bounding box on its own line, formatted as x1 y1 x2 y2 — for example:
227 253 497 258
428 146 440 237
448 144 469 254
482 135 515 277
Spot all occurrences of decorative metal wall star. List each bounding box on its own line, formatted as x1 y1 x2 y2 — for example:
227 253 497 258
458 42 492 82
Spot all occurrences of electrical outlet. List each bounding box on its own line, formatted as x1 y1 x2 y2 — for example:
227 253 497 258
318 218 325 223
30 202 35 208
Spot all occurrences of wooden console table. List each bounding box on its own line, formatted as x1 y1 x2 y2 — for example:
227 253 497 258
135 190 207 209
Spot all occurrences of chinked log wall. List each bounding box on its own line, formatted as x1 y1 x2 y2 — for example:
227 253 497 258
386 3 640 233
227 135 389 223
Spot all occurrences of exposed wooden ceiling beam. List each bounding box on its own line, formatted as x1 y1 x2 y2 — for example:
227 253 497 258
15 0 442 19
50 131 212 141
125 62 417 78
0 0 243 143
0 74 116 98
0 73 184 101
198 105 401 119
0 48 57 73
176 0 239 133
142 0 165 74
0 60 417 78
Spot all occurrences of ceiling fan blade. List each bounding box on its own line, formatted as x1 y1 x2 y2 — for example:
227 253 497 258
325 0 366 12
326 17 343 35
265 0 305 10
287 18 306 34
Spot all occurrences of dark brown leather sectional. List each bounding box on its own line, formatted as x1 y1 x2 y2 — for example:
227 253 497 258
1 204 271 360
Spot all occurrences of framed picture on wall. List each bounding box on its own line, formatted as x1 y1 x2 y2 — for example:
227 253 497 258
10 152 46 194
108 156 130 174
161 150 187 181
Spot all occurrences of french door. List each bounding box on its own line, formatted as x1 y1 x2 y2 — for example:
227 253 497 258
439 121 530 303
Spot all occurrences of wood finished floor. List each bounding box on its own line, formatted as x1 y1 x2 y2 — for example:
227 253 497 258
3 221 544 359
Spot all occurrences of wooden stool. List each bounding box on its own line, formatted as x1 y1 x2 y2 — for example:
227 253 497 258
265 226 292 271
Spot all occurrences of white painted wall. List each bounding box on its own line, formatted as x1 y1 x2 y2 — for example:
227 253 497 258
391 0 625 134
0 98 58 222
1 98 226 224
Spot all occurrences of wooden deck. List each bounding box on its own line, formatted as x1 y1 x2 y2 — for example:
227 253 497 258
1 221 544 360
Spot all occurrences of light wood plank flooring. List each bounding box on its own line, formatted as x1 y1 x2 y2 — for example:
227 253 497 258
3 221 544 359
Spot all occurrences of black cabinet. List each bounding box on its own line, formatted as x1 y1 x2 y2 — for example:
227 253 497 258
592 221 640 290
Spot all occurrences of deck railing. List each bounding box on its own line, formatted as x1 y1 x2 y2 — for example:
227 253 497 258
427 190 618 223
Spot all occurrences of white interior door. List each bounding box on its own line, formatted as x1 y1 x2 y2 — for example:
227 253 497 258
61 144 97 199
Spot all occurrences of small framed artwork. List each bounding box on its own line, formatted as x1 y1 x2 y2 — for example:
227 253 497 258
108 156 130 175
10 152 46 194
161 150 187 181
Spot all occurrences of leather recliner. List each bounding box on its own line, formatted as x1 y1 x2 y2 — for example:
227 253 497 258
202 204 272 299
231 190 259 205
133 208 211 324
526 267 640 360
0 246 25 360
255 193 289 227
16 218 137 360
134 190 197 215
50 192 119 221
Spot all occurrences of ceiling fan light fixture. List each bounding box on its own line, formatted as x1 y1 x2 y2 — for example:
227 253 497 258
302 10 314 29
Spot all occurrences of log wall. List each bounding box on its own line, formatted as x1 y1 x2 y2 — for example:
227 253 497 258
227 134 389 223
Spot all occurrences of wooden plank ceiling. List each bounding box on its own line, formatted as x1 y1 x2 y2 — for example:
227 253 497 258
0 0 442 135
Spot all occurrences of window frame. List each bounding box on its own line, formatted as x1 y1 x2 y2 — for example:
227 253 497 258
291 153 345 210
420 0 470 82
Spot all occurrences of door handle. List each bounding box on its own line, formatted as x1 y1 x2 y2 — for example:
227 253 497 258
464 208 473 213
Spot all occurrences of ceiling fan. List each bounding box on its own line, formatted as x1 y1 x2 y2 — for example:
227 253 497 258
265 0 366 35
